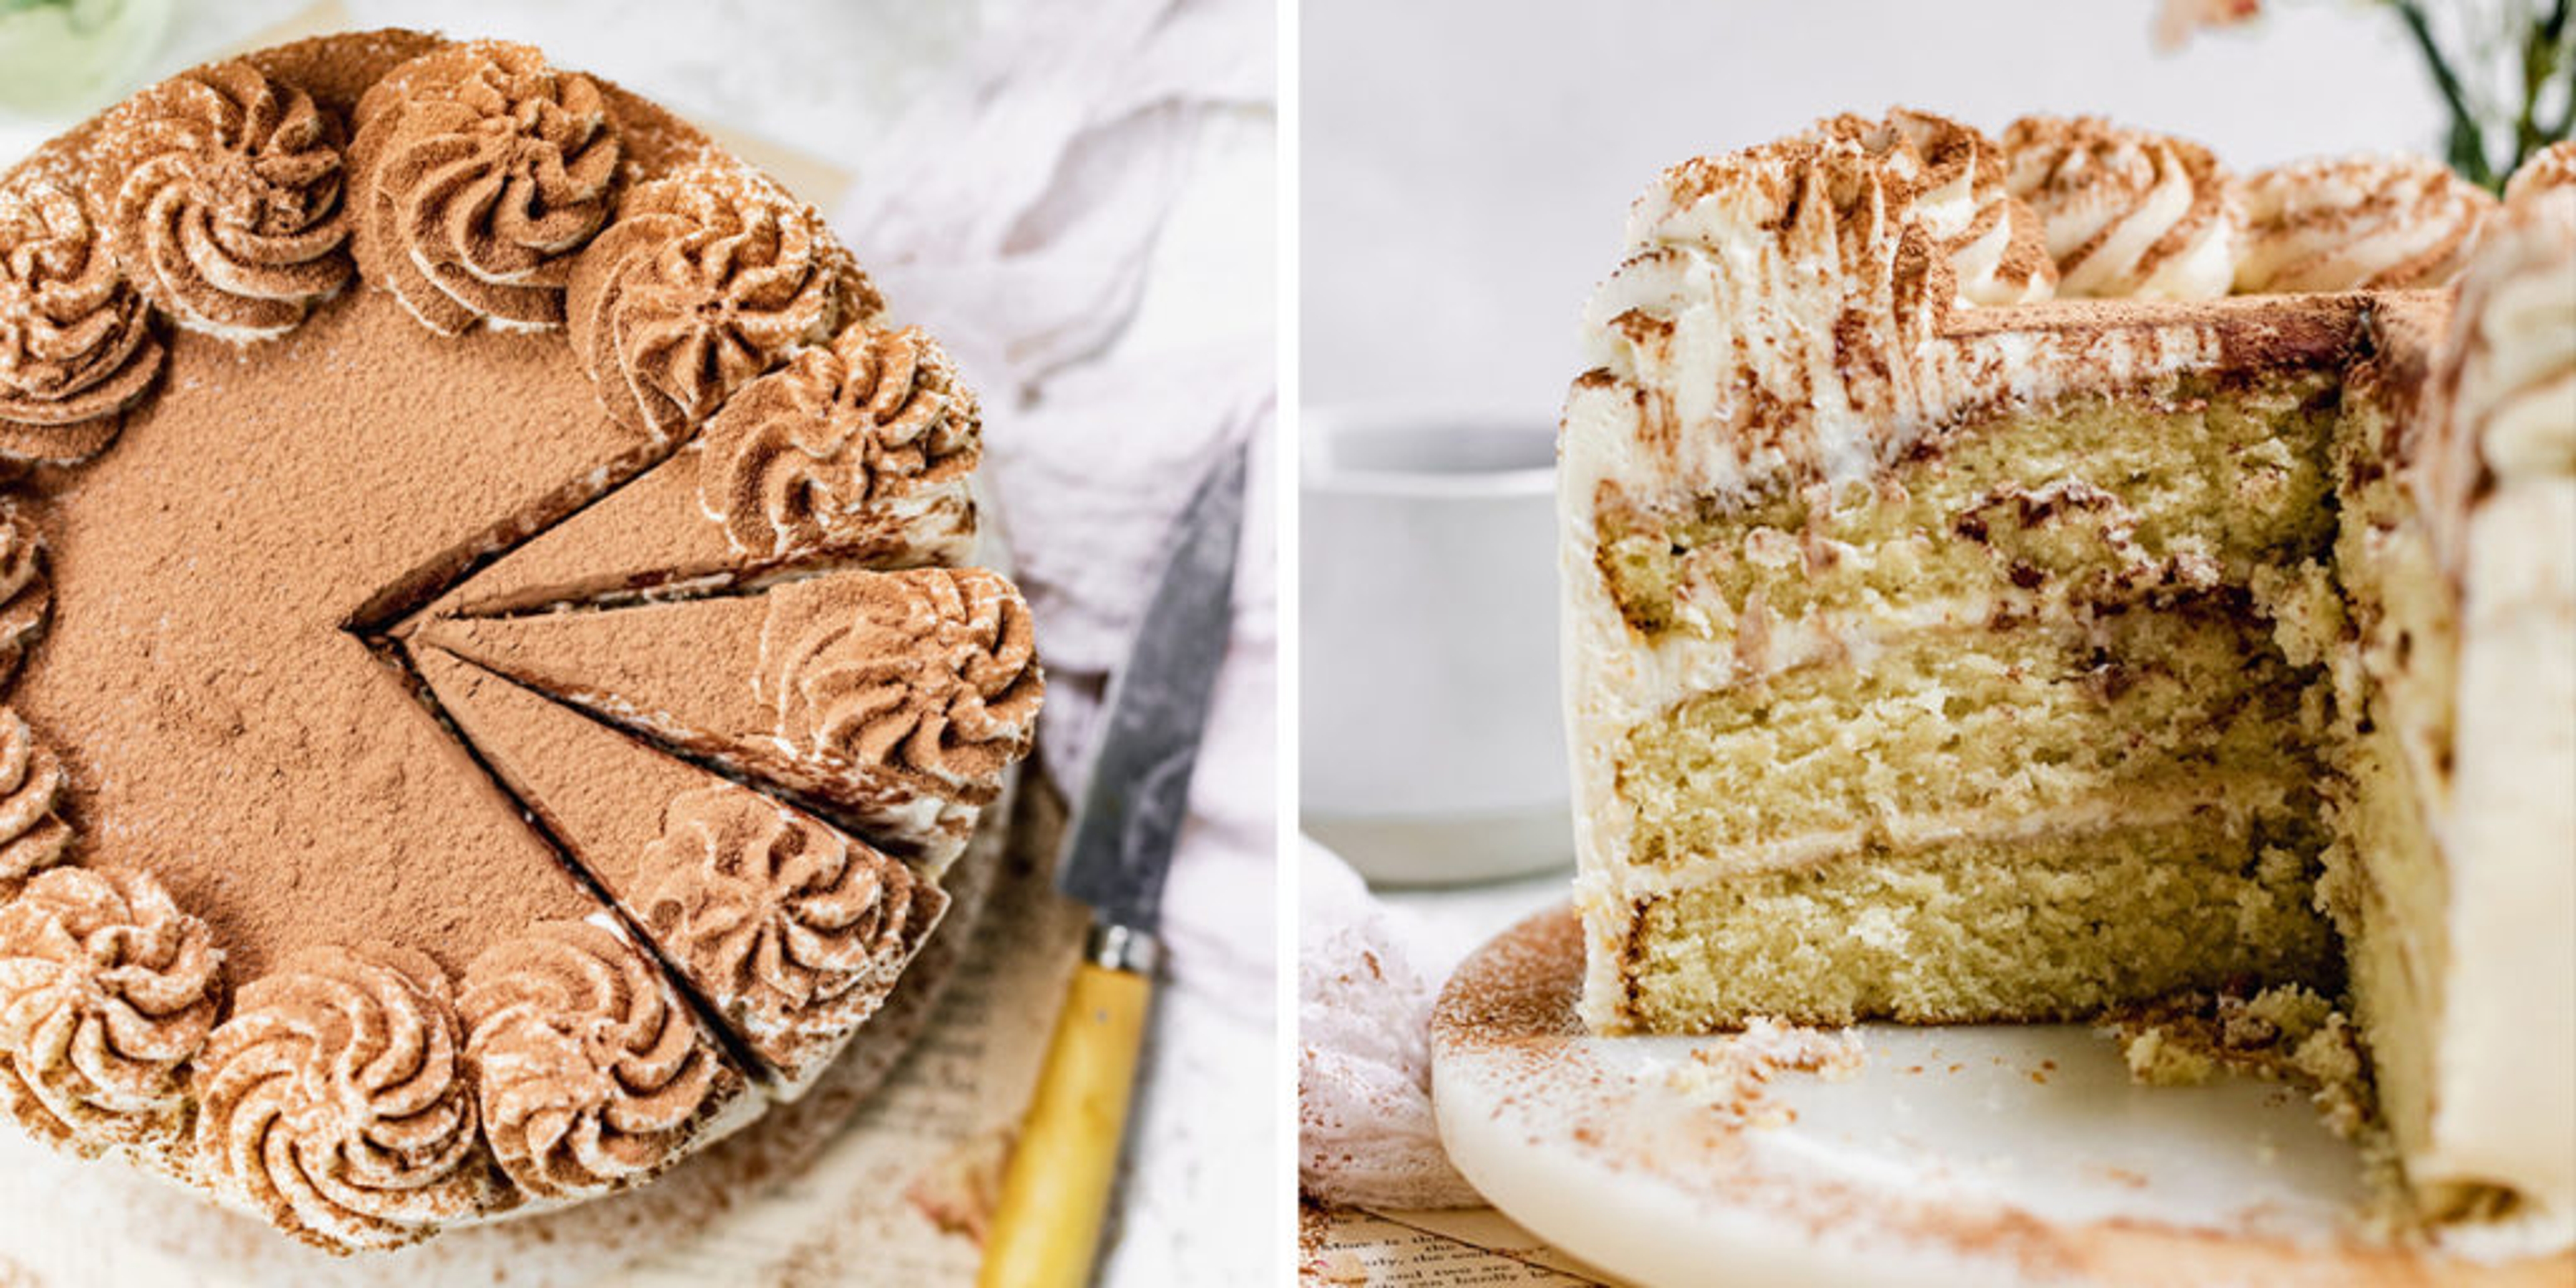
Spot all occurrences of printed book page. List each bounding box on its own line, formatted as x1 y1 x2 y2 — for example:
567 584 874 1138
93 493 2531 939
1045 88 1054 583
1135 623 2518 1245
1301 1202 1608 1287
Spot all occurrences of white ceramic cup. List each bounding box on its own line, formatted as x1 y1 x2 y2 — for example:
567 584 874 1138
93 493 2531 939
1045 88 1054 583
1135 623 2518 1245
1299 405 1569 885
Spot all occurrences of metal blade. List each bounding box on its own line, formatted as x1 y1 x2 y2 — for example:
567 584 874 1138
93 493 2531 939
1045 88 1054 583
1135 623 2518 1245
1057 442 1248 935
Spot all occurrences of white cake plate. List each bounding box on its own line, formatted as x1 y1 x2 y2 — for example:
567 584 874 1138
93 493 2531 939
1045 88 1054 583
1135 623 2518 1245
1430 907 2573 1288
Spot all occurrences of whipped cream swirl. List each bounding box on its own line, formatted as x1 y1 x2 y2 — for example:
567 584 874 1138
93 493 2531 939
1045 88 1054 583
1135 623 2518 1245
2446 189 2575 484
0 710 68 882
697 323 979 558
757 568 1043 791
0 866 219 1148
351 42 623 335
1809 109 2055 305
193 943 482 1248
2002 116 2240 299
0 182 163 456
0 503 48 690
87 59 352 341
570 168 867 441
2506 141 2576 205
2234 154 2496 292
638 787 927 1041
461 919 724 1200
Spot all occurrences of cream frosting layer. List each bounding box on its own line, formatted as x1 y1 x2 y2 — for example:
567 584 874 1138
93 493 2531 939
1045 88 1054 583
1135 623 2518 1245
0 506 47 695
0 181 164 457
2410 188 2576 1240
699 323 979 559
2235 154 2493 293
2002 116 2239 299
568 167 870 441
0 710 69 881
460 916 735 1201
638 786 933 1048
350 42 623 335
0 865 218 1150
1807 109 2055 306
87 58 353 341
2504 142 2576 205
191 943 488 1250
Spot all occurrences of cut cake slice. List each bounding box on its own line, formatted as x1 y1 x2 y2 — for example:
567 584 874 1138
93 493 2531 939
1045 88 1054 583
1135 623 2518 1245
417 566 1041 869
413 645 948 1097
433 324 981 618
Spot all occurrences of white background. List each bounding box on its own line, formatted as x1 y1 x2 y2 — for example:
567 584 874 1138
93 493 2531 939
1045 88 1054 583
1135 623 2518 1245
1301 0 2455 420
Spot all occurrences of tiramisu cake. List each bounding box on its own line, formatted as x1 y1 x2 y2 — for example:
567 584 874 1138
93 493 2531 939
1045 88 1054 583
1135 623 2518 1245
1562 113 2573 1246
0 31 1040 1251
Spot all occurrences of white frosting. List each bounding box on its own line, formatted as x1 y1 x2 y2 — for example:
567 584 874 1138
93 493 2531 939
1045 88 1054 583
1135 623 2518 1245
2504 141 2576 205
2002 117 2241 299
2416 189 2576 1243
2235 155 2496 293
1805 111 2055 306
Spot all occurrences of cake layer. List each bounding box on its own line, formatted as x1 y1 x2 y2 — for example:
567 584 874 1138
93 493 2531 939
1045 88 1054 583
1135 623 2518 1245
416 567 1041 868
1611 814 2337 1034
1619 607 2320 867
1597 374 2339 640
413 646 945 1096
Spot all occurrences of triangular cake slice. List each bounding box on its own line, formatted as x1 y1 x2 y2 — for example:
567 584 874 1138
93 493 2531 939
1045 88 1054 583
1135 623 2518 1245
434 324 980 617
413 646 949 1097
417 567 1041 869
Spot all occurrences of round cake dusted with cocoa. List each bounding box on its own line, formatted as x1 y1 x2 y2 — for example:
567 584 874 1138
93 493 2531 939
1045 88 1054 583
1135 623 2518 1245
0 30 1040 1252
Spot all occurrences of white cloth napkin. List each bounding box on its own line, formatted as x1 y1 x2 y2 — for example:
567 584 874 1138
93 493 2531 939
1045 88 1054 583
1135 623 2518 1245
832 0 1277 1281
1297 838 1484 1210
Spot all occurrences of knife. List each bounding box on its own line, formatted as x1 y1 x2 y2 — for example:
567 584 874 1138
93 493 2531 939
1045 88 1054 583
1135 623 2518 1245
978 441 1248 1288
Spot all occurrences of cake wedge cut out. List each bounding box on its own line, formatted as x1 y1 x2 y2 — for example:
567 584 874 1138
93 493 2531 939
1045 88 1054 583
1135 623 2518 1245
432 322 980 618
412 645 948 1097
417 566 1041 869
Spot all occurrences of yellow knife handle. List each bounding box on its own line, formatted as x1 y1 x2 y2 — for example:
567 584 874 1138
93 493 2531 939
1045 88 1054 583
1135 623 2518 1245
979 926 1157 1288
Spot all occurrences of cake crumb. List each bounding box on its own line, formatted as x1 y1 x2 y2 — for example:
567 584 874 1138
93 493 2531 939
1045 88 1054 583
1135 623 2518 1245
2104 984 2365 1134
1662 1017 1864 1128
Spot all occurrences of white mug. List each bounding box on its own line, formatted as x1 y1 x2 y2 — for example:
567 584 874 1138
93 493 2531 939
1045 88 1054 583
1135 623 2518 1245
1299 405 1568 885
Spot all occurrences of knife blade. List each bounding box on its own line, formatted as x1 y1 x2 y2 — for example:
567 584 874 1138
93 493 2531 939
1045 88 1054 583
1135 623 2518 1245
1055 440 1248 936
978 441 1247 1288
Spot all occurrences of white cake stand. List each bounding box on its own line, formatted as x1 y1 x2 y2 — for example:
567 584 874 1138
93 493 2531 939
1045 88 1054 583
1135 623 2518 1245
1430 906 2573 1288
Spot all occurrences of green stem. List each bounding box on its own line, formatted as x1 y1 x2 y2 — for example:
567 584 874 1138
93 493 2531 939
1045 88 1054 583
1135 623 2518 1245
2392 0 2495 187
2529 0 2576 158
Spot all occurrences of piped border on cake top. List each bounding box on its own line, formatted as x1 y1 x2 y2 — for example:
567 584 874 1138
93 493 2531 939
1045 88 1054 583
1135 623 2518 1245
0 31 1035 1252
1561 111 2528 530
